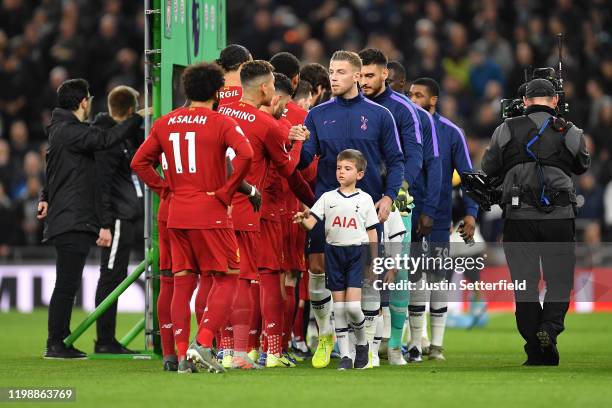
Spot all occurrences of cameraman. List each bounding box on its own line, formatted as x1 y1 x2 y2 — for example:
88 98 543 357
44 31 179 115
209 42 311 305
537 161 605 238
38 79 143 359
93 86 144 354
481 78 590 366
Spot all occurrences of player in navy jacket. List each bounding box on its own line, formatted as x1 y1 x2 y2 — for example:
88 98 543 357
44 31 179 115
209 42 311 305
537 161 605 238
359 48 423 188
405 77 478 363
359 53 442 238
294 50 404 368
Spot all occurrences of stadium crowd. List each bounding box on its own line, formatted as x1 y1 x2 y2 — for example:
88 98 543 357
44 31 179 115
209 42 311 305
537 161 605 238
0 0 611 256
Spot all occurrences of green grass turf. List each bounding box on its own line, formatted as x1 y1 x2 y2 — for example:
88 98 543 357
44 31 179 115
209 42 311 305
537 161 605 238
0 310 611 408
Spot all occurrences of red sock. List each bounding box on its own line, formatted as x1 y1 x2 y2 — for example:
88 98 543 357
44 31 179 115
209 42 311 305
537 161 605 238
283 285 296 351
232 279 252 352
158 275 175 358
171 274 197 360
220 322 234 351
195 274 213 325
292 304 305 342
196 274 238 348
259 271 284 355
248 282 262 351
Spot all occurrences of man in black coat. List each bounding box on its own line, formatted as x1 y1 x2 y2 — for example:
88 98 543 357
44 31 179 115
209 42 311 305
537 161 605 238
38 79 143 359
93 85 144 354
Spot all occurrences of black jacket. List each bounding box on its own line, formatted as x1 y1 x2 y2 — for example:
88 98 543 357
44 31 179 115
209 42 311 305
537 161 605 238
93 113 144 226
41 108 143 241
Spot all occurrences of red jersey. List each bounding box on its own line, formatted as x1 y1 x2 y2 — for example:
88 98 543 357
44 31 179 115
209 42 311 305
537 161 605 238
218 86 242 105
283 101 308 126
218 102 302 230
132 106 253 229
260 115 314 221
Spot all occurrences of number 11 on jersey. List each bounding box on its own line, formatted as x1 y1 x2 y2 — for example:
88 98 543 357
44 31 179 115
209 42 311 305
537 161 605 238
167 132 197 174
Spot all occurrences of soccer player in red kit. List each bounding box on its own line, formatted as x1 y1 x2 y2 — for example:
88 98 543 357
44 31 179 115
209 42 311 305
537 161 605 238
219 61 312 368
256 72 313 366
132 63 253 374
216 44 251 105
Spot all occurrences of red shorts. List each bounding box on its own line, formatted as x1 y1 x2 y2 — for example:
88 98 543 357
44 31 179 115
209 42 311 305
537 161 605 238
257 219 282 272
168 228 240 274
299 270 309 301
290 221 307 272
281 215 292 271
235 230 260 281
158 220 171 272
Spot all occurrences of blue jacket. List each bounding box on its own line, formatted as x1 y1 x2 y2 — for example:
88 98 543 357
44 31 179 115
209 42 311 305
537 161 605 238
396 94 442 219
432 112 479 228
299 93 404 202
371 86 423 187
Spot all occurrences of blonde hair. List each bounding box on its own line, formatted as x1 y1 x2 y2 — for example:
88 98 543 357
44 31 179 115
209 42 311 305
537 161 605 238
330 50 362 71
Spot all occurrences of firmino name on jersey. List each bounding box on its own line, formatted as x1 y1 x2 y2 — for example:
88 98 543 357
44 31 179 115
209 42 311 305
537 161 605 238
217 106 256 123
168 115 208 125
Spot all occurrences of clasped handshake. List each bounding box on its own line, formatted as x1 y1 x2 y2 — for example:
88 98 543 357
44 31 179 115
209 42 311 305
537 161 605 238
287 125 310 142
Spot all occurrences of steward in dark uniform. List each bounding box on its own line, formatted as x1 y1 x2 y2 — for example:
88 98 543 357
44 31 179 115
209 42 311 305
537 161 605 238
481 78 590 365
39 79 143 359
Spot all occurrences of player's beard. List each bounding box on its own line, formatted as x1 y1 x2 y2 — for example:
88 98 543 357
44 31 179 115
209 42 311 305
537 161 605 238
273 102 287 120
362 81 383 98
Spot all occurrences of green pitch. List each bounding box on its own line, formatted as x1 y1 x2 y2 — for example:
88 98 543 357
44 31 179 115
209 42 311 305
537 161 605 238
1 311 611 408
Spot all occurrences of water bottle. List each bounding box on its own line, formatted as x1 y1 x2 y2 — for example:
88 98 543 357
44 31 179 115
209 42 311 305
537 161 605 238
458 221 475 247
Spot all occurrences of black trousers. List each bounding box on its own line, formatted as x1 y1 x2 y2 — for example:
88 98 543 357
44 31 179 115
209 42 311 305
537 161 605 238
48 231 96 345
95 219 136 343
503 218 575 349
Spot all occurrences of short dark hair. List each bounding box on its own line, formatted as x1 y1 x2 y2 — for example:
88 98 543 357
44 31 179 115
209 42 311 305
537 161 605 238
358 48 388 67
387 61 406 80
270 52 300 80
294 80 312 100
108 85 139 117
337 149 367 172
300 63 330 90
412 77 440 97
216 44 252 72
182 63 225 102
240 60 274 88
57 79 89 111
273 72 293 95
330 50 362 70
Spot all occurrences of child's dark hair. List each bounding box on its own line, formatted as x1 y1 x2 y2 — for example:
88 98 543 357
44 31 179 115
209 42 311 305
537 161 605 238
337 149 367 172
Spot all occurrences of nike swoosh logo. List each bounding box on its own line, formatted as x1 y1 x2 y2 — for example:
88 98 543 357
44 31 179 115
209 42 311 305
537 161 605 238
330 205 337 208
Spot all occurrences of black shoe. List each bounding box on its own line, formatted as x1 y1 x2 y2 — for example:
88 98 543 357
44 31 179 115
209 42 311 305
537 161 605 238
354 344 369 369
163 355 178 371
94 339 136 354
536 330 559 366
291 347 312 359
44 343 87 359
522 343 544 366
338 356 353 370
